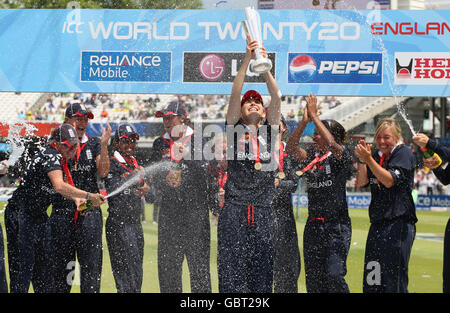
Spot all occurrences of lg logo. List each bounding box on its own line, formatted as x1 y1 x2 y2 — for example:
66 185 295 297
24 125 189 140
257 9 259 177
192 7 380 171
199 54 225 81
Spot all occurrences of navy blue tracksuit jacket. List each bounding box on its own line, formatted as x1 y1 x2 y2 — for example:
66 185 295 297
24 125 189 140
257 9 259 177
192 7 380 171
49 135 103 293
104 151 146 293
5 145 62 293
362 144 417 293
425 138 450 293
218 120 278 293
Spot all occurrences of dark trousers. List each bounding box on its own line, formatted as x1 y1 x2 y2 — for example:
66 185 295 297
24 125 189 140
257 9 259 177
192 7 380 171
363 219 415 293
0 223 8 293
273 205 301 293
218 203 274 293
49 209 103 293
5 206 53 293
303 217 351 293
443 218 450 293
106 218 144 293
158 209 211 293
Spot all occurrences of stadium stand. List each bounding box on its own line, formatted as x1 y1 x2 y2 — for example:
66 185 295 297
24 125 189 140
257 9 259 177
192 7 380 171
0 92 46 122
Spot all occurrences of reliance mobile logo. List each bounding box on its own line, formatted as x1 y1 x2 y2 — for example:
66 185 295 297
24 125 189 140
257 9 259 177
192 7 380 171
80 51 171 82
288 53 382 84
395 52 450 85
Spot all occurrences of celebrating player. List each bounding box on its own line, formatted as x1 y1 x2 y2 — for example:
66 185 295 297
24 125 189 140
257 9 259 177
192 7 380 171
286 94 352 293
356 118 417 293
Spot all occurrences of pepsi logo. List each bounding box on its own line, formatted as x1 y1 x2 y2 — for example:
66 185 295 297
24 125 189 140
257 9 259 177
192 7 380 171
289 54 317 82
288 52 382 84
199 54 225 81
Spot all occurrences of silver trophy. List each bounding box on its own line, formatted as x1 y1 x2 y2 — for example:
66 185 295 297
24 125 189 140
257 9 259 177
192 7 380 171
242 6 272 74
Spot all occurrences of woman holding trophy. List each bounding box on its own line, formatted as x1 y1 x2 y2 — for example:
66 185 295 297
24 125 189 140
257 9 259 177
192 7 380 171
218 7 282 293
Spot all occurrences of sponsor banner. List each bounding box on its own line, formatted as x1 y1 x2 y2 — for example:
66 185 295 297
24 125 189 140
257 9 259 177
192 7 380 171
292 193 450 211
0 9 450 96
416 194 450 211
183 52 276 83
292 192 372 208
0 122 60 137
261 0 390 10
394 52 450 85
80 51 171 82
288 53 382 84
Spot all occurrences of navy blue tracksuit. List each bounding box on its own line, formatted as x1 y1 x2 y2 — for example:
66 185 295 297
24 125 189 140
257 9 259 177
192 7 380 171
362 144 417 293
150 127 212 293
0 223 7 293
301 147 353 293
424 138 450 293
0 172 8 293
218 120 277 293
4 146 61 293
444 219 450 294
104 152 145 293
49 135 103 293
272 144 301 293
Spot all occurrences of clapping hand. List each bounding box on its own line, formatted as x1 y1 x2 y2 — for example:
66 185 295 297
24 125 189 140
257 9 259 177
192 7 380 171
355 139 372 164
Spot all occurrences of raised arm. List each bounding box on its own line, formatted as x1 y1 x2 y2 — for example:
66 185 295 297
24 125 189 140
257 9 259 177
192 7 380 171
262 49 281 126
306 94 344 159
96 122 112 178
226 35 258 125
286 106 310 164
48 170 105 206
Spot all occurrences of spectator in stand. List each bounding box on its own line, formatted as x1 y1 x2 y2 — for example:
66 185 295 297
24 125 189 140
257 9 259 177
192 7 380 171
287 109 296 120
17 111 26 120
422 173 435 195
101 106 109 119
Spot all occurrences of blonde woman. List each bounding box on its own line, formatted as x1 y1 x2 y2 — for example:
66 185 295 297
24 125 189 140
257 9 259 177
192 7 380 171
355 118 417 293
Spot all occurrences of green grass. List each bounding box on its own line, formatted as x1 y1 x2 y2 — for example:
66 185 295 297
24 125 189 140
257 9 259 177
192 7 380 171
1 203 449 293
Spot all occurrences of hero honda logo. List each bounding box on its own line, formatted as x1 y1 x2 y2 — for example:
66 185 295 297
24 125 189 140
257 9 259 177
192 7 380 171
288 53 382 84
81 51 171 82
395 52 450 85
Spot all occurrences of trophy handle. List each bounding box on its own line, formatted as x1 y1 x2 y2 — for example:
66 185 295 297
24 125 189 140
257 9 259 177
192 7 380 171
243 6 272 74
241 20 249 37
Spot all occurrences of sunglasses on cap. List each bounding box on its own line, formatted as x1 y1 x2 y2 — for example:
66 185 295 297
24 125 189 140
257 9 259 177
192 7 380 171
243 96 263 105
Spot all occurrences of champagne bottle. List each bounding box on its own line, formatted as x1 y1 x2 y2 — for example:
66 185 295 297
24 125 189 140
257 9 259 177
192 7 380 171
78 199 94 212
421 147 442 169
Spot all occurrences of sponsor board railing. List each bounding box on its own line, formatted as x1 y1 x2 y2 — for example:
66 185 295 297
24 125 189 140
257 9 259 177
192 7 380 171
0 9 450 96
292 192 450 211
1 187 448 212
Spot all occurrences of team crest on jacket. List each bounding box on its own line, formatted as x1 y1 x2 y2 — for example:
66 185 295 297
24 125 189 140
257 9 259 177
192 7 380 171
161 148 171 160
166 168 182 188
